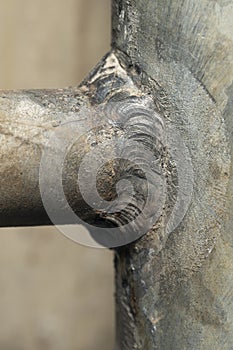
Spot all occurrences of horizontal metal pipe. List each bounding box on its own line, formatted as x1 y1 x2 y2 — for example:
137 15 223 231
0 52 160 234
0 87 88 226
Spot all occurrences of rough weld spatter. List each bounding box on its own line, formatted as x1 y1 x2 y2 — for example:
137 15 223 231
79 51 229 255
38 50 195 249
39 51 180 248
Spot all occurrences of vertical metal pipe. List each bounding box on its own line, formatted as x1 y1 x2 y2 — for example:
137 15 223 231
112 0 233 348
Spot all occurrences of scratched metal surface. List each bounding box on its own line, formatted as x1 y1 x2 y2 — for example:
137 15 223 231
112 0 233 349
1 0 233 349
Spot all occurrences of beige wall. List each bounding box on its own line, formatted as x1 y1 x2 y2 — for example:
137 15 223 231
0 1 114 349
0 0 110 89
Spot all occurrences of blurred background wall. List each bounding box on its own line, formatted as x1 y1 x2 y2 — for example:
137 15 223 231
0 1 114 350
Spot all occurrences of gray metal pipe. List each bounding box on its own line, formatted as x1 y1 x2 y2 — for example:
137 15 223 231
1 0 233 347
0 88 86 226
112 0 233 349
